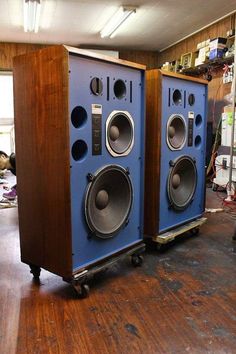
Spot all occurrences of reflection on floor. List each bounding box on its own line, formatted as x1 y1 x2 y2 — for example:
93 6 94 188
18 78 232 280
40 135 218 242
0 187 235 354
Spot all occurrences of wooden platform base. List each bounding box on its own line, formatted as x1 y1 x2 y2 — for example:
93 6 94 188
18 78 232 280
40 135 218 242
151 217 207 245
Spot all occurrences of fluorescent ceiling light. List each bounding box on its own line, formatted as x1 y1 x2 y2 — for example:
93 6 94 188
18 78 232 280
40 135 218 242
23 0 41 33
100 6 136 39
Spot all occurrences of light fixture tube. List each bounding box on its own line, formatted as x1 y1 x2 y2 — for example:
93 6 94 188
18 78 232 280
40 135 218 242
100 6 136 39
24 0 41 33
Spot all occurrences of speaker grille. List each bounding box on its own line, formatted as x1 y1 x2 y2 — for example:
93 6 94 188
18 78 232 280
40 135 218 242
166 114 186 150
85 165 133 238
106 111 134 157
167 156 197 210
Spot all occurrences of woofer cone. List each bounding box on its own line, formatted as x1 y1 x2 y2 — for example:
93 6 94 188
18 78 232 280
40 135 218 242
106 111 134 156
85 165 133 238
167 156 197 210
167 114 186 150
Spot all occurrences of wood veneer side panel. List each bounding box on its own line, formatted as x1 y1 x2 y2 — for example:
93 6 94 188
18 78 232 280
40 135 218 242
160 70 208 85
144 69 162 236
64 45 146 70
13 45 72 278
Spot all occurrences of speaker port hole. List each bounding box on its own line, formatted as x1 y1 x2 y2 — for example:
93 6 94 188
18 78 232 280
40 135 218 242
72 140 88 161
71 106 87 128
195 135 201 148
195 114 202 127
173 89 182 105
114 80 126 99
188 93 195 106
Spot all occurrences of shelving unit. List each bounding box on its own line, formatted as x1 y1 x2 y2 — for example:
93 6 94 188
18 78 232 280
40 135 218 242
163 35 235 79
182 54 234 77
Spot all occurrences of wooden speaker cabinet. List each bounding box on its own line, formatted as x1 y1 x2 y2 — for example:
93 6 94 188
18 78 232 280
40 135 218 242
13 45 146 294
144 69 208 239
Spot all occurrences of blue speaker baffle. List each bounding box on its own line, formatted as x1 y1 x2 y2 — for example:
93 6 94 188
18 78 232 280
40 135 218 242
159 73 207 233
69 52 145 271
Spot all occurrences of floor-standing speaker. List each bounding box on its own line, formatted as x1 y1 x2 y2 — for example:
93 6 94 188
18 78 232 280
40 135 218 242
13 46 145 290
144 70 208 238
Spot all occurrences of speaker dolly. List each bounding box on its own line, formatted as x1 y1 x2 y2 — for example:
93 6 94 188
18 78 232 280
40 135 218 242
28 243 145 298
61 243 145 298
148 217 207 250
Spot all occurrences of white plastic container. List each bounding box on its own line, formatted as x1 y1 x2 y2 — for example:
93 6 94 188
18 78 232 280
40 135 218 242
221 113 236 147
213 154 236 189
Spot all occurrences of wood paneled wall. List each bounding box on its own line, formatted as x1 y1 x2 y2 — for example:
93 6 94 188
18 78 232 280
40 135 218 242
158 13 235 129
119 50 159 69
0 43 46 70
1 8 234 129
158 14 235 67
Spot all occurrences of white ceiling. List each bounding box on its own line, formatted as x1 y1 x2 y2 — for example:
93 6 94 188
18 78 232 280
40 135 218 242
0 0 235 51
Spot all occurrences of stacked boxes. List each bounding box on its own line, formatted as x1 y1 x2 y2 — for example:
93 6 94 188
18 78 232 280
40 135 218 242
209 37 227 60
195 40 210 66
161 59 181 73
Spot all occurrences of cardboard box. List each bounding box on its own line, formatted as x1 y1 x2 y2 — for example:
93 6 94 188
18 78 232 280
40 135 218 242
195 57 203 66
209 37 227 50
199 47 210 60
195 46 210 65
161 62 172 71
209 48 225 60
224 105 234 113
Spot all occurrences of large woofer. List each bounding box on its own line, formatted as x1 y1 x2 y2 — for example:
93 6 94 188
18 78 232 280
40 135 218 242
166 114 186 150
106 111 134 157
85 165 133 238
167 156 197 210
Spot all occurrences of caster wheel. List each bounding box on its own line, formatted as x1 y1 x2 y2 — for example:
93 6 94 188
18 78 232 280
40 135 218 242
29 264 41 279
131 254 143 267
74 283 90 298
80 284 90 298
212 183 218 192
191 227 200 236
156 243 169 252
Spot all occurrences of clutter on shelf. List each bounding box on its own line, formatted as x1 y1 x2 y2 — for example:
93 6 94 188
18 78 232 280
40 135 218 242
161 31 235 77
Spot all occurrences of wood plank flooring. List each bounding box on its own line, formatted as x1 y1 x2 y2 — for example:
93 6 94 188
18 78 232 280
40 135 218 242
0 187 236 354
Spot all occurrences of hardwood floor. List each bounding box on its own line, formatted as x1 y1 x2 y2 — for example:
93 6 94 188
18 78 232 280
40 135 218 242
0 187 236 354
